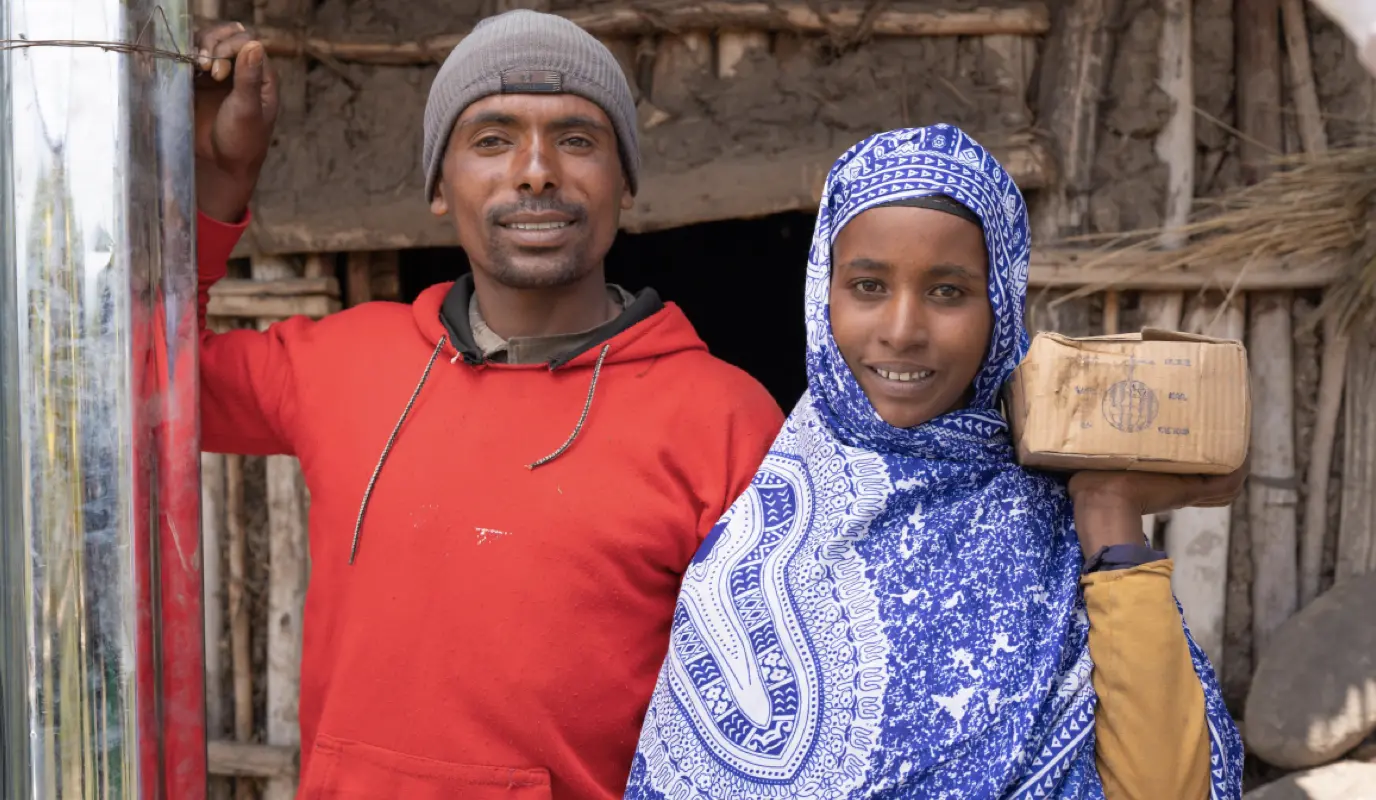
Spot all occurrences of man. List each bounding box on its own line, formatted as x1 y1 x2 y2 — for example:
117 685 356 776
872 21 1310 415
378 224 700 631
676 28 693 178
193 11 783 798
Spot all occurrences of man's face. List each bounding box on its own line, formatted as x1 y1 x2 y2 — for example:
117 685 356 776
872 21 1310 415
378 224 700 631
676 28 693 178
431 93 632 290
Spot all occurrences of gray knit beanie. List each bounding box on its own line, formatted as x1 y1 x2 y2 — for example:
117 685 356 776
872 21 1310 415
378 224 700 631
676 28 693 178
422 9 641 202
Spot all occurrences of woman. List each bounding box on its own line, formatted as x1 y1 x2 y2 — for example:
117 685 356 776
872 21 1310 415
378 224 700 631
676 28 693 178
622 125 1245 799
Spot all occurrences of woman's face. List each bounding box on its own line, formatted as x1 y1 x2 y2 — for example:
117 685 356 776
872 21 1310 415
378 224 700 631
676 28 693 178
829 205 993 429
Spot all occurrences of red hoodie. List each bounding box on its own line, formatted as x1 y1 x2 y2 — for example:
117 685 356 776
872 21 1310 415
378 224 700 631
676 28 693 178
196 213 783 799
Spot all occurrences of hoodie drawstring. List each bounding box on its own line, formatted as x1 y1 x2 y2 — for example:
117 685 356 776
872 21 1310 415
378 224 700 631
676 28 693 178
349 338 612 565
349 336 447 564
527 343 611 470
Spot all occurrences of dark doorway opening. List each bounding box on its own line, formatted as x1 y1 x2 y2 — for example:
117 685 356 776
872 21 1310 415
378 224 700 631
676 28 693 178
399 212 816 410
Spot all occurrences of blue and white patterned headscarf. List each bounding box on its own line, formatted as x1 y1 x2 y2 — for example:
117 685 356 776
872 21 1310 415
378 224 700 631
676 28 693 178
622 125 1244 800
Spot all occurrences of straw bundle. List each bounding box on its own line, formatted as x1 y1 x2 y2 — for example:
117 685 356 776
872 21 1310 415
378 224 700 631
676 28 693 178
1059 145 1376 331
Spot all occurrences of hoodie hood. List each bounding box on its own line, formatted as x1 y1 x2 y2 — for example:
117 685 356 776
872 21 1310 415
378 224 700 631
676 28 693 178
411 276 705 369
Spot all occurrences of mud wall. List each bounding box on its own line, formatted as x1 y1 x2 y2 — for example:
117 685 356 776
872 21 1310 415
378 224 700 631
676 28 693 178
236 0 1373 250
239 0 1046 252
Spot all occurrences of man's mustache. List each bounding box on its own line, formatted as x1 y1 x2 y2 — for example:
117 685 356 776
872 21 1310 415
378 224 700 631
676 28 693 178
486 198 587 226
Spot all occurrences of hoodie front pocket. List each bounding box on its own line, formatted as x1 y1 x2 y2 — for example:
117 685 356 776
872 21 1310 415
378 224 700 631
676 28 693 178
301 733 552 799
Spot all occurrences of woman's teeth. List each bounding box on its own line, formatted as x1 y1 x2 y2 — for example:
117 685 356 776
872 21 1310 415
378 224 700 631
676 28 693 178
873 368 932 382
505 221 568 230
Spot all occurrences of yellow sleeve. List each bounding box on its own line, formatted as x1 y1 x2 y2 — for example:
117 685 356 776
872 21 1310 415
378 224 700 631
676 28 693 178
1081 559 1211 800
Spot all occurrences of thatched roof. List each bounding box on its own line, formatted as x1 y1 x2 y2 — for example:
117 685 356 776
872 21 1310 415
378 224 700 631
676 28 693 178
1060 145 1376 332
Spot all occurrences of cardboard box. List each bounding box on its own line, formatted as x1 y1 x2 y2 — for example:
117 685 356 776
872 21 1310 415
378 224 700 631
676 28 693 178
1006 329 1250 474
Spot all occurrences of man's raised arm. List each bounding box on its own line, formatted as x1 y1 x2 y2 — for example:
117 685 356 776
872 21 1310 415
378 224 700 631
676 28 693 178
193 24 301 456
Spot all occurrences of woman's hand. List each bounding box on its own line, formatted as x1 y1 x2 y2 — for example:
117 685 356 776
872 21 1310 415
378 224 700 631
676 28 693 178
193 22 279 223
1066 460 1249 554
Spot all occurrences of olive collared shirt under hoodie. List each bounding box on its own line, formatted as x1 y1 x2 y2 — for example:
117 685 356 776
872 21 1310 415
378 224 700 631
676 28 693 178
468 284 636 365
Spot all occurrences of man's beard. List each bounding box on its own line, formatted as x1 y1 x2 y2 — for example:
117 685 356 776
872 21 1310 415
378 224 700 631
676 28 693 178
484 241 593 289
483 197 594 289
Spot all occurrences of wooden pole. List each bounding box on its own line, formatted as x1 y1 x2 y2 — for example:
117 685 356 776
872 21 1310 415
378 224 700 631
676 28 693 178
1237 0 1297 657
195 5 230 797
1138 295 1184 548
254 2 315 772
1155 0 1195 252
1248 291 1299 657
211 277 339 297
1304 313 1349 597
225 453 252 800
1026 249 1342 290
208 741 299 780
252 1 313 787
1151 0 1230 662
1333 29 1376 587
256 2 1053 66
200 448 229 800
202 279 232 800
340 250 403 306
345 252 375 308
209 294 339 320
1027 0 1118 343
1237 0 1284 184
369 252 401 302
1176 296 1246 669
1291 294 1321 584
1031 0 1119 243
250 257 309 800
1337 325 1376 581
1139 294 1185 332
262 455 306 800
341 253 401 308
207 274 342 320
1279 0 1347 607
1102 290 1121 335
1281 0 1328 154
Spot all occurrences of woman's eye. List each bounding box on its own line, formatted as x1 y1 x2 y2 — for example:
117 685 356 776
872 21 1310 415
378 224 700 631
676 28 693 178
854 279 884 294
931 284 963 299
